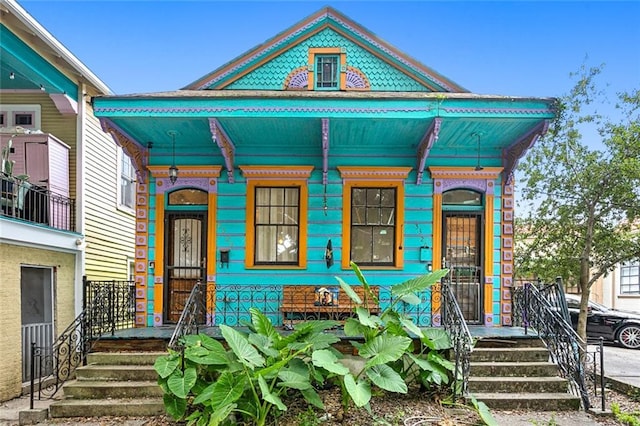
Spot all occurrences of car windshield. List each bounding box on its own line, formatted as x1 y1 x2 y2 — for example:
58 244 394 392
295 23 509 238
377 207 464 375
588 300 609 312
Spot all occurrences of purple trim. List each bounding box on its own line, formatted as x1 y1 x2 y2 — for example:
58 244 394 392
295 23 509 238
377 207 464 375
322 118 329 185
99 118 149 184
443 107 554 116
94 106 433 115
155 177 216 194
416 118 441 185
209 118 236 183
503 120 550 185
436 178 487 194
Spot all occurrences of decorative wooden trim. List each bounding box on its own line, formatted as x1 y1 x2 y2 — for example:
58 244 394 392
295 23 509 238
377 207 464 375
239 165 314 180
337 166 411 181
147 165 222 178
100 118 149 184
428 166 503 181
209 118 236 183
340 180 405 270
483 193 495 324
207 192 217 279
416 118 441 185
503 120 550 185
432 193 443 272
154 193 165 321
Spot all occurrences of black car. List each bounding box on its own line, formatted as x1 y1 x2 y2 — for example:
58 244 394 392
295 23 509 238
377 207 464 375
565 294 640 349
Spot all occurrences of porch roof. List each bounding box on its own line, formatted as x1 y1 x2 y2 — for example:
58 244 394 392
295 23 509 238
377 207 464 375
92 90 556 184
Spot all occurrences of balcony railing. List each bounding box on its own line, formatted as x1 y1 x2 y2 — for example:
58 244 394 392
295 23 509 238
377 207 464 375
0 175 75 231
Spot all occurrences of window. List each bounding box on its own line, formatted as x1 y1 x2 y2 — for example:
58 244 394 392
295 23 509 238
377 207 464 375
351 187 396 265
254 187 300 264
339 166 410 269
118 149 136 210
316 55 339 89
241 165 312 269
0 105 40 129
0 113 4 126
443 189 482 206
14 113 33 127
621 261 640 295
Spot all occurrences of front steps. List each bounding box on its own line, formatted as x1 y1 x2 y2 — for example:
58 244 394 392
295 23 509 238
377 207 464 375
468 340 582 411
49 352 165 418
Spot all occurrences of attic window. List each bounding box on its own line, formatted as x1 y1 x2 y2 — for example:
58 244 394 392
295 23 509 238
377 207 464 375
316 56 339 89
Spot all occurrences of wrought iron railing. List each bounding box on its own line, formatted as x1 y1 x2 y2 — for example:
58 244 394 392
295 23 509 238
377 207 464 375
0 175 75 231
29 278 135 401
440 281 474 401
168 281 206 351
513 282 591 409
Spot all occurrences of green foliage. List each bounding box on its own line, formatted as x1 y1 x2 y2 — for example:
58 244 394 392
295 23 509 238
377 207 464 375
612 402 640 426
516 64 640 340
329 262 454 410
154 310 337 426
469 395 498 426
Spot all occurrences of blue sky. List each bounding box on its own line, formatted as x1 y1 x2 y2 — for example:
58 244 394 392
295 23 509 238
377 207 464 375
20 0 639 103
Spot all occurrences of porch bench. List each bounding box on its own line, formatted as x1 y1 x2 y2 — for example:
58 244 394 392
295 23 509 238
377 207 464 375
281 285 379 324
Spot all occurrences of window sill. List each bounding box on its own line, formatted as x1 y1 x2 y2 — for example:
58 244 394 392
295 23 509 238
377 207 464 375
117 204 136 216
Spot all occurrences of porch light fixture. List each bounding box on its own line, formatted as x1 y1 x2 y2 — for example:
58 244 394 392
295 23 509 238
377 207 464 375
9 72 15 80
168 130 179 184
472 132 484 171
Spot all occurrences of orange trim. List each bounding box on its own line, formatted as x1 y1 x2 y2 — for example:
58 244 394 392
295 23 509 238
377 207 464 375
339 176 406 270
429 166 503 180
154 193 165 316
241 167 312 269
337 166 411 180
432 193 442 271
148 165 222 178
207 191 217 278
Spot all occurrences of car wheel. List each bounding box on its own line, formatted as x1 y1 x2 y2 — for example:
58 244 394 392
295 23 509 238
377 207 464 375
618 324 640 349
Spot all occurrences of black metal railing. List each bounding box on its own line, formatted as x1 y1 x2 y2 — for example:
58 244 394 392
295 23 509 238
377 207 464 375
440 281 474 401
513 282 591 409
587 337 606 412
28 278 135 401
168 281 207 351
0 175 75 231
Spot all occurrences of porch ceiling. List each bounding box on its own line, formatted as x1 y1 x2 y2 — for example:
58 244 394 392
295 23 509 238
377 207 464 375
93 91 555 180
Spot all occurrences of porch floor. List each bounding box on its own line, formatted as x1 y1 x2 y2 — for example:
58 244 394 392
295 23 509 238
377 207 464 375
98 325 539 342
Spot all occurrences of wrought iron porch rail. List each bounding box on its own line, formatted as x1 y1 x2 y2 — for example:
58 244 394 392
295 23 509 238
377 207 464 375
0 174 75 231
29 278 135 400
440 281 474 401
513 281 591 409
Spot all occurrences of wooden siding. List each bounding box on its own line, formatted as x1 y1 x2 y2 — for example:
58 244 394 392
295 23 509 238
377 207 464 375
83 105 135 280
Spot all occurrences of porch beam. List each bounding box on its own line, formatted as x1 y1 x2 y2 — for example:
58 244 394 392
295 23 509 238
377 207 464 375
209 118 236 183
322 118 329 185
416 118 441 185
502 119 550 185
99 117 148 184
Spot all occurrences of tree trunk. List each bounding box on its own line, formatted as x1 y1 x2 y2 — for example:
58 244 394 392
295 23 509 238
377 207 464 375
577 257 590 344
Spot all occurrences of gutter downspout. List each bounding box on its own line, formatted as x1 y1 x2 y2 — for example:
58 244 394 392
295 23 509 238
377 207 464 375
75 83 87 317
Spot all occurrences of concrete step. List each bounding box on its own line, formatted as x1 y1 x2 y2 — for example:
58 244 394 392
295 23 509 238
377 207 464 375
470 392 581 411
62 380 162 399
86 351 166 366
474 337 546 349
75 364 157 381
49 397 164 418
470 347 549 363
468 376 569 393
470 361 558 377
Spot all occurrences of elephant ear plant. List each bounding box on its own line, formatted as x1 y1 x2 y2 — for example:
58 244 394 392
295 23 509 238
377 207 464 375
154 308 339 426
325 262 455 412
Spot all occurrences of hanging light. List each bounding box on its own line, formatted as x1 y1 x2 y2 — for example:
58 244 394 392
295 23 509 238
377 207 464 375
473 132 484 171
168 130 179 184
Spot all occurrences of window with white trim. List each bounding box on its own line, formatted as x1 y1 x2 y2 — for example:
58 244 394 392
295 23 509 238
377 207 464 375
621 260 640 295
118 148 136 210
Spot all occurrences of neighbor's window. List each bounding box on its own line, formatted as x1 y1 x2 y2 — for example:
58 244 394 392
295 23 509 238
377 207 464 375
315 55 339 89
621 260 640 295
254 187 300 265
14 113 33 127
350 187 396 266
119 149 136 210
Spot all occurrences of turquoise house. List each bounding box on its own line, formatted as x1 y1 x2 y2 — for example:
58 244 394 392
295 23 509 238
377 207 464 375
92 7 555 329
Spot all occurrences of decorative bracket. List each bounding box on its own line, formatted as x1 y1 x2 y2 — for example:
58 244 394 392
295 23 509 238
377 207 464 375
502 119 550 185
416 118 441 185
322 118 330 185
99 118 148 184
209 118 236 183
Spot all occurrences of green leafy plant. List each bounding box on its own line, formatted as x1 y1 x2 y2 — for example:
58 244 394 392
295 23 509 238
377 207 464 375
154 309 339 426
612 402 640 426
323 262 454 412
